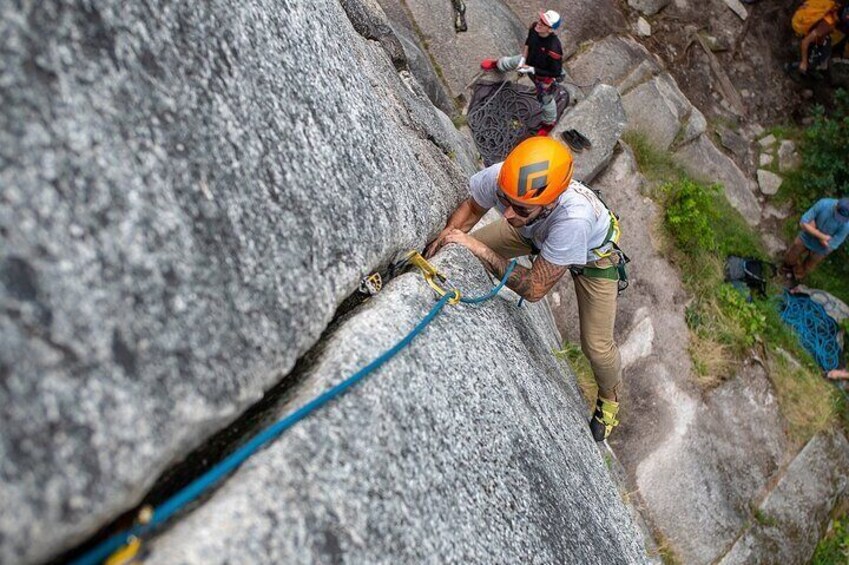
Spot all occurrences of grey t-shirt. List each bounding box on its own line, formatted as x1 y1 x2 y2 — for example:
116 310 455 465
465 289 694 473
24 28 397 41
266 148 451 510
469 162 613 266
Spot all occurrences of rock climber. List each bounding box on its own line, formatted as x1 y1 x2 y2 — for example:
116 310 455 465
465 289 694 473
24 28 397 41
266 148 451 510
425 137 627 441
480 10 564 136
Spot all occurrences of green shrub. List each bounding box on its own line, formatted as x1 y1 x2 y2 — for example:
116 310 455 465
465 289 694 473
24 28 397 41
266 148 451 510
717 285 767 348
793 89 849 209
663 179 720 252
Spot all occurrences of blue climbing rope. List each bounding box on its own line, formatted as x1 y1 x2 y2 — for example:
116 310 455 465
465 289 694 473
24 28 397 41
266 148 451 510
460 259 516 303
779 291 842 371
72 259 517 565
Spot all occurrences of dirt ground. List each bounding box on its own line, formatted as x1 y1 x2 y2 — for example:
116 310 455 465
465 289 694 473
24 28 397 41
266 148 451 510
629 0 820 130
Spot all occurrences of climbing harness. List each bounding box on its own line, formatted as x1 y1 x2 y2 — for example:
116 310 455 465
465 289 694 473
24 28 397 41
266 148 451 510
779 290 842 371
73 254 517 565
567 187 631 294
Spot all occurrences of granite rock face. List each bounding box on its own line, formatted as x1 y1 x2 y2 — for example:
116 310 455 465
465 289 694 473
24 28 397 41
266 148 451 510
567 34 762 222
628 0 671 16
556 84 628 184
674 135 762 224
622 74 695 150
401 0 526 98
718 433 849 565
376 0 458 116
0 0 477 562
144 247 650 564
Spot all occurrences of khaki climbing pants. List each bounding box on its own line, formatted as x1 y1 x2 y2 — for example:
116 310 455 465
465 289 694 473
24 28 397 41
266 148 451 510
784 236 826 280
473 219 623 400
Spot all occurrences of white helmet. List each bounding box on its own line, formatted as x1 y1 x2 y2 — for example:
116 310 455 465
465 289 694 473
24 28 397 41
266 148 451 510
539 10 561 30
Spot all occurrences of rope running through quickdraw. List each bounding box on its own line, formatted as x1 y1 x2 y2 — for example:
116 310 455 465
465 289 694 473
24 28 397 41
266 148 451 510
73 256 518 565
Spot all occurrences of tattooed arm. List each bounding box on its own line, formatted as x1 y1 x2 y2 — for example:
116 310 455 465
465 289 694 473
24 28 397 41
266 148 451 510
442 228 568 302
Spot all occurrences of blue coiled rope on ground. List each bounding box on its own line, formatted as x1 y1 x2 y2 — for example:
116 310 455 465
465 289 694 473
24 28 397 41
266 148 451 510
72 260 517 565
779 290 842 371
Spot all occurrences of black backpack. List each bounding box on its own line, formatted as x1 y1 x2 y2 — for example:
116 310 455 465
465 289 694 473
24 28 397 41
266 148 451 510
724 256 776 297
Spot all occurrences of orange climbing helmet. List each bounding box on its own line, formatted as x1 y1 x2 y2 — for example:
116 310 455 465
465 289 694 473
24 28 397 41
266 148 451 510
497 137 574 206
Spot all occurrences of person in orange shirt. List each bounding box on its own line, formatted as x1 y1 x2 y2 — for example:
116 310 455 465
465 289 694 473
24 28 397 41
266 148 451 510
787 1 849 77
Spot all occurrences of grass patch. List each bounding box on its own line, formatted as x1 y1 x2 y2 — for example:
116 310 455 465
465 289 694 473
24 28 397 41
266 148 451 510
812 513 849 565
652 531 682 565
623 130 681 181
767 350 835 443
556 341 596 409
451 114 467 129
752 505 779 527
624 132 842 440
765 124 802 143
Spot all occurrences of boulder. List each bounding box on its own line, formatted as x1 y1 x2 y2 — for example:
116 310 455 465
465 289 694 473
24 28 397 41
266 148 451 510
632 366 790 565
142 247 651 564
553 146 805 565
619 311 655 369
757 134 776 148
718 433 849 565
628 0 671 16
674 135 762 224
722 0 748 20
618 60 660 96
0 0 478 562
555 84 629 183
761 233 787 256
567 35 658 92
717 126 749 159
622 74 694 150
681 107 708 145
759 153 774 167
777 140 801 172
636 17 652 37
757 169 783 196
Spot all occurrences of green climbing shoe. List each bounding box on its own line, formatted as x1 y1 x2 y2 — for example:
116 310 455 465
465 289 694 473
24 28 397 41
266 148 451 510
589 397 620 442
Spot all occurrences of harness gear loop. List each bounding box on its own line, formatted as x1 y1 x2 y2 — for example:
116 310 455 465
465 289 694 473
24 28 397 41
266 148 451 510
592 211 621 259
404 251 462 304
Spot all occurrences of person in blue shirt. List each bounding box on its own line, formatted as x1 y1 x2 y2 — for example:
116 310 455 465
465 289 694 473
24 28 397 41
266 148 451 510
783 197 849 281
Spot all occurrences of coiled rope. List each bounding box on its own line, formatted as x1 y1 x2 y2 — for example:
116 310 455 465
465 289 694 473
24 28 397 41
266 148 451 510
466 80 568 166
779 290 842 371
73 259 517 565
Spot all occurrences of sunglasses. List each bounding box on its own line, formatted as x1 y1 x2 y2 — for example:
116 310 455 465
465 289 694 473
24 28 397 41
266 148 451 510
496 190 536 217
